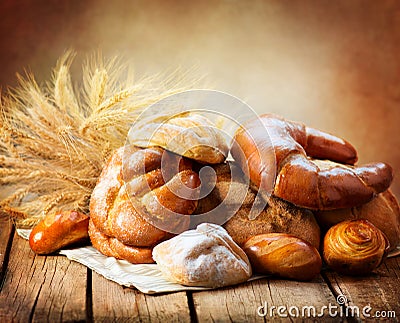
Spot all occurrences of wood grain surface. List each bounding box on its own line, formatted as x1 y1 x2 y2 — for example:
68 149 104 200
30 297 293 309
0 228 399 322
91 271 191 322
192 276 339 322
0 232 87 322
325 257 400 321
0 214 14 286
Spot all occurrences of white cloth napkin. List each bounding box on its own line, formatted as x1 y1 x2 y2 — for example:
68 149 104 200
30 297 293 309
17 228 263 294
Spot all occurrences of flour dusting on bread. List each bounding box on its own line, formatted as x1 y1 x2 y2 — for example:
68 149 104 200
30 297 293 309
152 223 252 288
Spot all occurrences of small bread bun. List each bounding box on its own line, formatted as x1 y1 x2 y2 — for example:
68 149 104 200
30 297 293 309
323 220 388 275
152 223 252 288
243 233 322 281
316 190 400 252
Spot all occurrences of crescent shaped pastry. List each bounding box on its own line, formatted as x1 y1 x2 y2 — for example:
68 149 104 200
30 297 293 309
231 114 393 210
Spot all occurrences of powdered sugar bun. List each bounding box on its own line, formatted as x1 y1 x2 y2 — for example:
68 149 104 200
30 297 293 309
152 223 252 288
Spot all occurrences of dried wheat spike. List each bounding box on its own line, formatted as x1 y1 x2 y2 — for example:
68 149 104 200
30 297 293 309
0 51 203 227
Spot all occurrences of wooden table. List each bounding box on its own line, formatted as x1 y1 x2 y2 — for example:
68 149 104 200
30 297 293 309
1 216 399 322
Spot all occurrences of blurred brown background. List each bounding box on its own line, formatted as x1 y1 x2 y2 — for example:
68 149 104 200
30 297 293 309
0 0 399 198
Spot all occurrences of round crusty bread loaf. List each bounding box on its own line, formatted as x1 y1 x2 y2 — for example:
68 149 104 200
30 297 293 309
191 162 321 249
223 197 321 249
129 112 229 164
316 189 400 252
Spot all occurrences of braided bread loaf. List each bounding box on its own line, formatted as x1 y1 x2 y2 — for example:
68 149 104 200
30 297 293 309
89 145 200 263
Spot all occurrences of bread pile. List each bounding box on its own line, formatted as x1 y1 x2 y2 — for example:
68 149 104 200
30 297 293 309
29 112 400 287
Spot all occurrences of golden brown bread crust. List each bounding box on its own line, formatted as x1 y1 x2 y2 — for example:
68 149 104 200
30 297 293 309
316 189 400 252
223 198 321 249
89 145 200 263
90 146 170 246
231 114 393 210
29 210 89 254
130 112 229 164
89 220 154 264
192 163 321 249
323 220 388 275
243 233 322 281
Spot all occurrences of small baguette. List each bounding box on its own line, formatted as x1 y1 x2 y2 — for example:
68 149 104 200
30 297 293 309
243 233 322 281
29 210 89 254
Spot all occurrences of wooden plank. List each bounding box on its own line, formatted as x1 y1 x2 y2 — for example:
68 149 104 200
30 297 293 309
134 290 191 323
91 271 141 322
192 276 339 322
0 232 88 322
0 213 14 285
325 257 400 321
91 270 191 322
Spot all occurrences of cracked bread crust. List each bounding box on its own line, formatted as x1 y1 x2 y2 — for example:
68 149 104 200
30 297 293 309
192 162 321 249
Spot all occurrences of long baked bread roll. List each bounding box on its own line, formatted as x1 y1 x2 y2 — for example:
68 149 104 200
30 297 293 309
243 233 322 281
231 114 393 210
29 210 89 254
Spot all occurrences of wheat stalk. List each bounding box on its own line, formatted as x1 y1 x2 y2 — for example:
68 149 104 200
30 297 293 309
0 51 203 228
